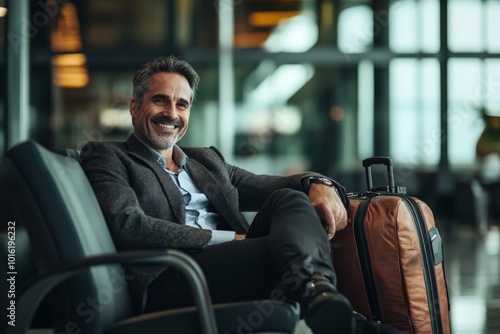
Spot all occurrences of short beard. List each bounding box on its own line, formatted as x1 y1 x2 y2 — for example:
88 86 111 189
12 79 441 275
145 125 179 150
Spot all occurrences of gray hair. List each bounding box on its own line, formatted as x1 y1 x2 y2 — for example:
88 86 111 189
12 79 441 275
132 56 200 107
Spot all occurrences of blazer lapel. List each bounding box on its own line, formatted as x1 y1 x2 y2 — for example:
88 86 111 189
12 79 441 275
186 158 248 234
125 135 186 224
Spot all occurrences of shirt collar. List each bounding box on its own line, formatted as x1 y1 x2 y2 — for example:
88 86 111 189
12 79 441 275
133 134 188 171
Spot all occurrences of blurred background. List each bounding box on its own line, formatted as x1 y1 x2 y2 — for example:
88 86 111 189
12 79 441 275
0 0 499 333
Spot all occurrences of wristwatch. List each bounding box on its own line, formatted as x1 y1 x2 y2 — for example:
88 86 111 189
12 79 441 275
308 177 341 197
308 176 334 187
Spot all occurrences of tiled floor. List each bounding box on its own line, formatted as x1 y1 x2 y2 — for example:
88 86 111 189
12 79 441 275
443 222 500 334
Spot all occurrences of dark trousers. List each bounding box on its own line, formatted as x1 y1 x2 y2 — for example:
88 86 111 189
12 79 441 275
145 189 336 312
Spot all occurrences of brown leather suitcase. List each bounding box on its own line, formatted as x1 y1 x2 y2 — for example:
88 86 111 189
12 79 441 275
331 157 451 334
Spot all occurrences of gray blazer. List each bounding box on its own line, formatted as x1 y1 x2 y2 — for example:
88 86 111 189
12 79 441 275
80 134 347 311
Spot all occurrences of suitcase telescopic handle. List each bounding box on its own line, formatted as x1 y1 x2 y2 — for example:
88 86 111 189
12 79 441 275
362 156 396 193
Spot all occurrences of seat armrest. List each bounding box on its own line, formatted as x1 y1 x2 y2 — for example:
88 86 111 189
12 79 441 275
6 250 218 334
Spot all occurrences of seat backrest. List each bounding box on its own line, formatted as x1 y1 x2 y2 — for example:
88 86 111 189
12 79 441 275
52 147 82 163
0 141 133 333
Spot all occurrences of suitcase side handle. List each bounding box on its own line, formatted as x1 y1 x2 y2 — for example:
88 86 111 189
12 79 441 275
362 156 396 193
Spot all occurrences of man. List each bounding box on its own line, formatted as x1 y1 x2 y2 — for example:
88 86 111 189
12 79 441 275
81 56 354 334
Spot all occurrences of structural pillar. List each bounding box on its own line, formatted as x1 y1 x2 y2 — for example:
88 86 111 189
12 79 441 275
6 0 30 149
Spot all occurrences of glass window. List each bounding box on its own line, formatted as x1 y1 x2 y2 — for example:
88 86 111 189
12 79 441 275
358 60 374 159
390 0 418 52
338 5 373 54
389 58 440 166
449 0 500 52
486 0 500 52
389 0 439 53
448 58 484 166
449 0 483 52
448 59 500 166
484 60 500 115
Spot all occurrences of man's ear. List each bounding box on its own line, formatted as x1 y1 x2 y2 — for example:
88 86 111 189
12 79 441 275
130 99 138 118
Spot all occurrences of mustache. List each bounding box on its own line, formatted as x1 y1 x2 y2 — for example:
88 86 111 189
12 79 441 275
151 116 183 127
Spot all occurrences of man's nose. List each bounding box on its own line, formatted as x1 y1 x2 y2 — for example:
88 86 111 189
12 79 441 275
161 102 178 117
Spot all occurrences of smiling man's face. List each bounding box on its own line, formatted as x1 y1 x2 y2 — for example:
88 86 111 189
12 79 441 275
130 72 192 153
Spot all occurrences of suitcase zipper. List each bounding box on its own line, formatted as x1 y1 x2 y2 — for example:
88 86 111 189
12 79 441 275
353 196 382 320
397 195 443 334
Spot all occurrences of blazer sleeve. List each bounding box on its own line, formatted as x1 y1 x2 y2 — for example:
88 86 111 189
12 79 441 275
80 141 212 251
205 147 349 211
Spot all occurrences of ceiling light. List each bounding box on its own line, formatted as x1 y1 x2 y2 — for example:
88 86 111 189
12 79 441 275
51 53 87 67
249 11 301 27
51 54 89 88
0 0 7 18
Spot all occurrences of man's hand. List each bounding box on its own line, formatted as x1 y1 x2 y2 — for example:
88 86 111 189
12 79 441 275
308 183 348 240
234 234 246 241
